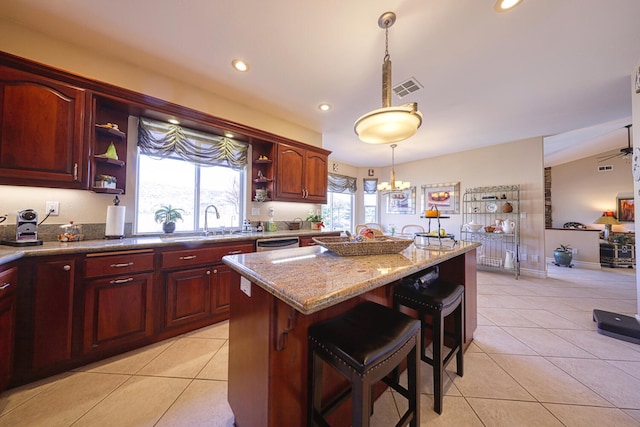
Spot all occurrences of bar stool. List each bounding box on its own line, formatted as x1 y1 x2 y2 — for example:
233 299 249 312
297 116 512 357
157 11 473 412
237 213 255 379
394 278 464 414
308 301 420 427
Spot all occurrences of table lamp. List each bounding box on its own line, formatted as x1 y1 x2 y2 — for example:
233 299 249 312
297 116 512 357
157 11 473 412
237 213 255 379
593 211 620 239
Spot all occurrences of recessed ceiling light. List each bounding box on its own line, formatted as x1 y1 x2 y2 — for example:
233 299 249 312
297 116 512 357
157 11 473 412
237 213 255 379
318 103 331 111
224 131 234 138
232 59 249 72
168 118 180 124
494 0 523 12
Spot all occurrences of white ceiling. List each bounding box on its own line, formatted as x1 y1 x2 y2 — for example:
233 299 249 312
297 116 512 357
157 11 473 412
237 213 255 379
2 0 640 167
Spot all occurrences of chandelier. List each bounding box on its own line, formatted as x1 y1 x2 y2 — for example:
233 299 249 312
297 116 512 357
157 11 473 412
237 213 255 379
377 144 410 193
355 11 423 144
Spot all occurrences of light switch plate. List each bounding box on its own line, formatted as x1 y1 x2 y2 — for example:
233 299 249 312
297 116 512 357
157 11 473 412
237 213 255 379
252 208 260 216
240 277 252 297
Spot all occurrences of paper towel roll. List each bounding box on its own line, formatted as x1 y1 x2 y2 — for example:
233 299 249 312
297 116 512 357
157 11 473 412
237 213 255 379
105 205 125 238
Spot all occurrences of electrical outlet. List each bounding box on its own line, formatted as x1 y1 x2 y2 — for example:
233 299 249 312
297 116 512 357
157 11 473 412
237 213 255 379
521 253 527 261
46 201 59 216
251 207 260 216
571 248 578 255
531 254 539 262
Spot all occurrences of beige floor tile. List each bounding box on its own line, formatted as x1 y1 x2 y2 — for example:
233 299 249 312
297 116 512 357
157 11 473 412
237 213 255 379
548 357 640 409
472 325 538 355
73 376 191 427
476 311 495 326
543 403 640 427
197 341 229 380
187 320 230 339
0 371 71 414
0 372 129 427
554 309 599 330
501 326 595 358
479 307 539 327
370 390 401 427
516 308 584 329
418 395 484 426
450 352 534 401
137 337 225 378
477 294 540 310
606 360 640 381
490 354 611 406
467 397 564 427
624 409 640 423
551 329 640 361
74 339 176 375
155 379 234 427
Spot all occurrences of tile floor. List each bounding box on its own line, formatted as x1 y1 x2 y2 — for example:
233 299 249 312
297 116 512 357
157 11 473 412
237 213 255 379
1 264 640 426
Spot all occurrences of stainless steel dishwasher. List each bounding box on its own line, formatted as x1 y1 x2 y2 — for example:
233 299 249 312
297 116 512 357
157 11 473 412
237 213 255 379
255 237 300 252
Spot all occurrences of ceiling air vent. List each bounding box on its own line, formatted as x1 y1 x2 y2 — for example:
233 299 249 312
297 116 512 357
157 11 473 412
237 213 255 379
598 165 613 172
393 77 422 99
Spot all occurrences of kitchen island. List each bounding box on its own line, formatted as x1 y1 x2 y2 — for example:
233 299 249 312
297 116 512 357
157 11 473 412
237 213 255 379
222 241 480 427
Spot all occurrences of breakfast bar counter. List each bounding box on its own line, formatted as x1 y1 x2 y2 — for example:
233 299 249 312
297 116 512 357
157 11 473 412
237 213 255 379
222 241 479 427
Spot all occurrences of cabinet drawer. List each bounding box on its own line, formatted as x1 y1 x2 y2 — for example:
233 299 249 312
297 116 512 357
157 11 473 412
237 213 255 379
0 266 17 298
161 242 254 269
85 250 155 278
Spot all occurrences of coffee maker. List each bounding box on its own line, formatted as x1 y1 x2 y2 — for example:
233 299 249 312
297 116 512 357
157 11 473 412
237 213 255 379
1 209 43 246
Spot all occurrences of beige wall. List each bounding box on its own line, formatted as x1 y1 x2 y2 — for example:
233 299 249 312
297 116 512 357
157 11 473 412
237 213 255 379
362 138 547 276
550 152 634 232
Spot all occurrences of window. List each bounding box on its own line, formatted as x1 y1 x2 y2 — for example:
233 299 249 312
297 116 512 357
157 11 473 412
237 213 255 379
135 118 247 234
363 178 378 223
324 173 357 231
324 192 354 231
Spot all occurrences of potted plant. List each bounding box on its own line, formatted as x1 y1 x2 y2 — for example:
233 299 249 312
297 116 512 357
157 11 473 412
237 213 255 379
306 211 324 230
154 204 185 234
553 244 573 267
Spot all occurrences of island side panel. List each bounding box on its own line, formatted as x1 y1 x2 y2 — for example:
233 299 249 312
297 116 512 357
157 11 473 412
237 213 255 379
228 277 271 427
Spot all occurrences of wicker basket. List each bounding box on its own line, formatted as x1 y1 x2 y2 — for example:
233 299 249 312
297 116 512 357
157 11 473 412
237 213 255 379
312 236 413 256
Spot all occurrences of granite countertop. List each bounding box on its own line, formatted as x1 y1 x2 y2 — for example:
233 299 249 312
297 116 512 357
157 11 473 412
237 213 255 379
0 229 339 266
222 241 480 315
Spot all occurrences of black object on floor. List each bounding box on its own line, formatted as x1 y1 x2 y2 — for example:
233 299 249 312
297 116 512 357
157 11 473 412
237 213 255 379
593 309 640 345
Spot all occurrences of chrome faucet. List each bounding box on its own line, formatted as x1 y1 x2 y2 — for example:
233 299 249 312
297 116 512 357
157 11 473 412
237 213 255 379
203 204 220 236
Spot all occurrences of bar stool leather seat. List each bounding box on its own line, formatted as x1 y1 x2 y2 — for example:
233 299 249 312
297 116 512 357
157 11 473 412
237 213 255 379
308 301 420 427
394 279 464 414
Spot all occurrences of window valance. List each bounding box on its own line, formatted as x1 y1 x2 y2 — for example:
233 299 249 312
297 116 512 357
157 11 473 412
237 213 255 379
328 173 357 194
137 117 248 170
363 178 378 194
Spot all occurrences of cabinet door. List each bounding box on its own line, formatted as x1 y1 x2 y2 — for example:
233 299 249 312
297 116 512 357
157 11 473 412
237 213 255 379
32 258 76 370
0 65 85 188
0 266 17 392
83 272 154 353
304 150 328 203
211 264 234 315
275 143 305 200
164 267 212 329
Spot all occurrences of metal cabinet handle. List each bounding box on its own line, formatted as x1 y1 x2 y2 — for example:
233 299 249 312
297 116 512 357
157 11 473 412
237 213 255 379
109 277 134 284
206 270 211 275
213 269 218 274
0 282 11 290
73 163 78 181
110 262 134 268
63 265 71 271
227 250 242 255
179 255 197 260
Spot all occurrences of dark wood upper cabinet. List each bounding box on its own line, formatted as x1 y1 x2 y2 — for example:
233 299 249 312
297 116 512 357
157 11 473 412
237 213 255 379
0 65 86 189
275 143 328 203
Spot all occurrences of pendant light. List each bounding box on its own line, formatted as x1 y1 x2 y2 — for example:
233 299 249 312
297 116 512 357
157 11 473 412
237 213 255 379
355 11 423 144
377 144 410 193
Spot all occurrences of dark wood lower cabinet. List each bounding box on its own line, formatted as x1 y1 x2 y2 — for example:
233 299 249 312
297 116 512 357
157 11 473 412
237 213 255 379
165 267 212 329
0 265 18 393
83 272 155 354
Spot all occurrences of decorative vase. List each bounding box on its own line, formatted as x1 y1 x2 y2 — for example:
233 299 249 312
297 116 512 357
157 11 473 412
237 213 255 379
502 202 513 213
162 222 176 234
553 248 572 267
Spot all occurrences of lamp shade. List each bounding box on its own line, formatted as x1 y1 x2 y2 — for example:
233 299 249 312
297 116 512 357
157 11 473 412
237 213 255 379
593 211 621 225
354 103 423 144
